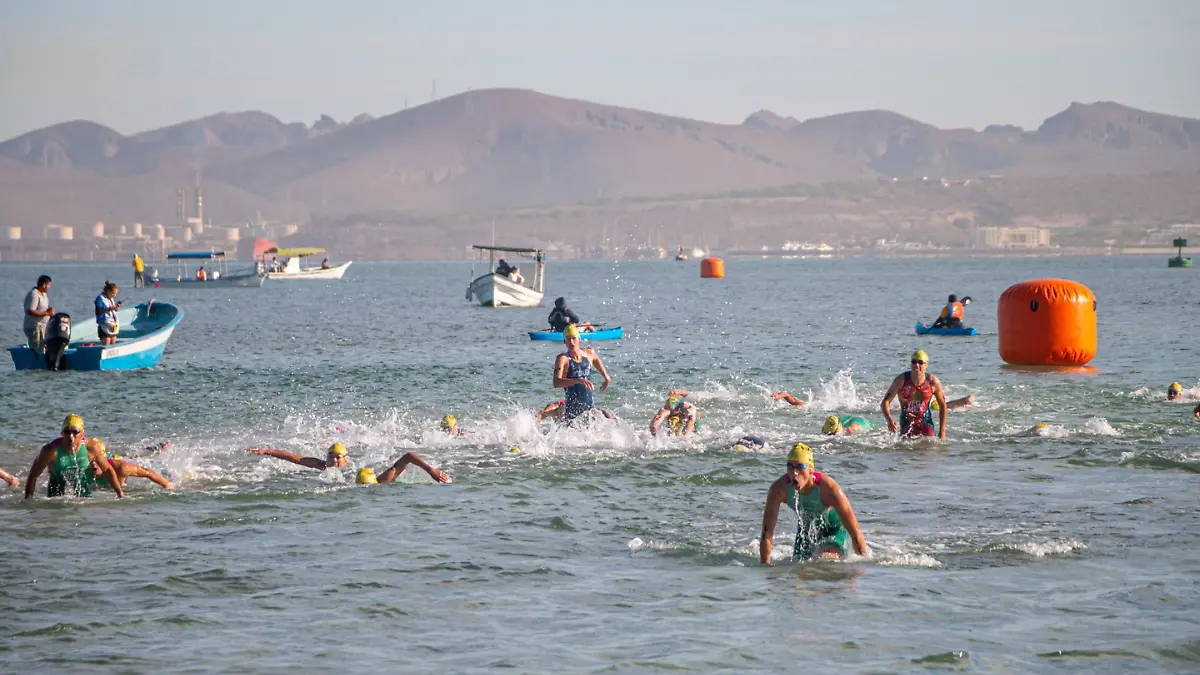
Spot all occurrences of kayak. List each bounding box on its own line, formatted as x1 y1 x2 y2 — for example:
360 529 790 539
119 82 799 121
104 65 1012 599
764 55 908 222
529 326 624 341
915 322 977 336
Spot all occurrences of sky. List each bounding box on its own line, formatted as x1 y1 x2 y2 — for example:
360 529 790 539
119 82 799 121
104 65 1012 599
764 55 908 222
0 0 1196 139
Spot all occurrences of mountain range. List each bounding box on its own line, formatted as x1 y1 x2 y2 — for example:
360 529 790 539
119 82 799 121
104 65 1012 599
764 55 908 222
2 88 1199 227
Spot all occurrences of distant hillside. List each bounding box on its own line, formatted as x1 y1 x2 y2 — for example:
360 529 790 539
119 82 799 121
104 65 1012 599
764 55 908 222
2 89 1199 228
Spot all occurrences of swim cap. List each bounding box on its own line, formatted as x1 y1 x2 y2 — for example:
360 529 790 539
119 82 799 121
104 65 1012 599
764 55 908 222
733 444 749 452
787 442 814 467
327 442 348 457
441 414 457 430
911 349 929 364
563 324 580 340
1169 382 1183 393
1035 422 1049 429
509 447 521 454
356 468 377 484
823 416 842 435
62 413 84 433
666 396 679 409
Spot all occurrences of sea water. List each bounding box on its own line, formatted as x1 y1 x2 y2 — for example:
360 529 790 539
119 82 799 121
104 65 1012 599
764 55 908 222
1 257 1197 673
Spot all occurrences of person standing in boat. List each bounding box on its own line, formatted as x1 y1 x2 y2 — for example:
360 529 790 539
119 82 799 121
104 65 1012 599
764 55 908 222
23 274 55 355
552 324 612 425
94 281 122 346
880 349 948 439
547 297 594 332
133 253 145 288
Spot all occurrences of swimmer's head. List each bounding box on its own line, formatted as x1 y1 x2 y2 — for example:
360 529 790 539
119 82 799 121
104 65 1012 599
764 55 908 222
787 442 814 470
62 413 84 436
356 468 377 484
911 349 929 366
327 442 349 467
563 324 580 342
823 416 842 435
733 444 749 452
509 447 521 454
948 294 957 303
441 414 457 432
1035 422 1049 429
1168 382 1183 400
665 396 679 410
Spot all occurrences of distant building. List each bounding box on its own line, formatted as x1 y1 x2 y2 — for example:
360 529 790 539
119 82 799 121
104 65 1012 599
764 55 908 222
975 226 1051 248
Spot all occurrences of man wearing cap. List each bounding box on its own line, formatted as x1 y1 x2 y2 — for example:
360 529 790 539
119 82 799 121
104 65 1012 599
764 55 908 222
354 452 450 485
881 349 948 439
248 443 450 483
759 443 868 563
24 414 125 499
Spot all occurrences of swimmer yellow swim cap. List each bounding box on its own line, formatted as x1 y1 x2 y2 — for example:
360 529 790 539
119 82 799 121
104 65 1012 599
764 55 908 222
62 413 84 433
509 447 521 454
1035 422 1049 429
911 349 929 364
787 442 814 467
356 468 377 484
666 396 679 409
441 414 457 430
931 399 940 411
328 442 348 457
1169 382 1183 393
733 444 749 452
823 416 842 435
563 324 580 340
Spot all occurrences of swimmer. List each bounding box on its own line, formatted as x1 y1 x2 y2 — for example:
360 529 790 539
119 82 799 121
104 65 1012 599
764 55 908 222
931 394 976 411
1167 382 1183 401
771 391 806 407
24 414 125 499
0 466 18 487
731 434 767 451
354 452 450 484
650 394 701 436
536 400 613 423
1194 403 1200 420
759 443 868 563
880 349 948 439
441 414 467 436
89 441 173 490
247 442 351 470
552 324 612 425
1019 422 1052 437
822 415 874 436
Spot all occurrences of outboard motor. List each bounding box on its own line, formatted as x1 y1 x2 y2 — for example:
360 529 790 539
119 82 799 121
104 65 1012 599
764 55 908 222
44 312 71 371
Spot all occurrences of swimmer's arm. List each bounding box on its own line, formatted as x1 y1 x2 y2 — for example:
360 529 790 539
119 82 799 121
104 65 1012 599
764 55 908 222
24 445 55 499
649 408 669 436
930 375 948 439
88 443 125 498
771 392 805 407
759 479 787 565
247 448 326 469
124 463 173 489
880 376 903 431
945 395 974 411
821 477 868 557
590 351 611 391
378 452 450 484
536 401 560 422
551 355 576 389
0 466 18 488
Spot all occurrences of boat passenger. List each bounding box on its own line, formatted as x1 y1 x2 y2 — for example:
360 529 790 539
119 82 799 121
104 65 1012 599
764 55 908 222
822 415 874 436
547 297 594 332
1167 382 1183 401
880 349 948 439
536 400 613 423
89 441 173 491
552 324 612 425
931 294 971 329
496 258 513 277
321 258 330 269
354 451 450 484
24 414 125 499
759 443 869 563
771 391 806 407
508 265 524 285
0 466 18 487
650 394 701 436
94 281 122 346
196 267 207 281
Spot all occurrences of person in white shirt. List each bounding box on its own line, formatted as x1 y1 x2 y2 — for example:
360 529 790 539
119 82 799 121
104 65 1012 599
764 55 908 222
508 265 524 285
94 281 122 346
23 275 55 354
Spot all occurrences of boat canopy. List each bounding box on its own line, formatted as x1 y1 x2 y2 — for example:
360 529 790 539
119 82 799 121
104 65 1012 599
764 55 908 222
267 247 326 257
167 251 227 259
472 245 544 254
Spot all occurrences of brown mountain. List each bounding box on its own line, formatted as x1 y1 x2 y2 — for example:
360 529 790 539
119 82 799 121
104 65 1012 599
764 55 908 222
1 90 1199 229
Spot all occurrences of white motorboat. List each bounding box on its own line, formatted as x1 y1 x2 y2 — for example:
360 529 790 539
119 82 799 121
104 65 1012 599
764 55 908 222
465 245 545 308
263 247 352 280
150 251 266 288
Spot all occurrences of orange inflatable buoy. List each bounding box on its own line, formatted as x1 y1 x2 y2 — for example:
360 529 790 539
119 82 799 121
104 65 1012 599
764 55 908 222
700 257 724 279
998 279 1096 366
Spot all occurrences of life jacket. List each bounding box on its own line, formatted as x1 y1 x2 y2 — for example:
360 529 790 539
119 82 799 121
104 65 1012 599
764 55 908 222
940 302 964 319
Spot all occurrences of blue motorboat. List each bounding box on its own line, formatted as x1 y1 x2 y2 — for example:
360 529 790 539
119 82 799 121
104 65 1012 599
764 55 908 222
529 326 624 341
10 302 184 371
915 322 977 337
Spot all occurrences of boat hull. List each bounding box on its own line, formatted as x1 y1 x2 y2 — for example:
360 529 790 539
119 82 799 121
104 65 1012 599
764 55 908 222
268 262 352 280
152 272 265 287
1168 256 1192 268
9 302 184 371
468 273 544 308
915 322 977 336
529 327 624 341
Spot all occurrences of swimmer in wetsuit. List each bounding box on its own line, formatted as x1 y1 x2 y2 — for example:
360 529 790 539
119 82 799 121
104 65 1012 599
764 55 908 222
354 452 451 484
759 443 868 563
731 434 767 451
822 415 874 436
24 414 124 499
552 324 612 425
880 349 948 439
250 442 449 482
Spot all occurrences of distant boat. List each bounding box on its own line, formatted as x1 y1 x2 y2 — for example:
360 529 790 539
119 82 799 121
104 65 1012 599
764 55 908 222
263 247 352 280
675 247 689 261
466 245 546 308
9 302 184 371
150 251 265 287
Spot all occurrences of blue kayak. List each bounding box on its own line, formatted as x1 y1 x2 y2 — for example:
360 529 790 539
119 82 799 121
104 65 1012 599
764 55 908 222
529 326 624 341
915 322 977 336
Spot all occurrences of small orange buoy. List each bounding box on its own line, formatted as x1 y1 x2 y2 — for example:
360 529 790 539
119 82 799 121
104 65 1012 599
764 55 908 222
700 257 724 279
998 279 1096 366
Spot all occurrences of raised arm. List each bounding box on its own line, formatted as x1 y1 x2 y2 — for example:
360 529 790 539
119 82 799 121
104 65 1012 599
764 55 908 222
771 391 805 407
247 448 326 469
820 476 868 557
590 350 611 391
377 452 450 483
880 375 904 432
24 445 57 499
930 375 948 439
759 478 788 565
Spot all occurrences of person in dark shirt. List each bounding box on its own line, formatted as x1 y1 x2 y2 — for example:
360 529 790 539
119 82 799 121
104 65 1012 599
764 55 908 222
547 297 594 332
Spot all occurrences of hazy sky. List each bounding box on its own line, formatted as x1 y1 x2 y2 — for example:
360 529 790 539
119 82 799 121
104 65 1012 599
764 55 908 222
0 0 1195 139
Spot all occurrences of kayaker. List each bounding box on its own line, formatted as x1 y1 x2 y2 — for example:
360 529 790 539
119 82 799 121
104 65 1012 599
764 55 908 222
24 414 125 499
650 394 701 436
759 443 869 563
89 441 173 490
931 294 971 329
0 466 18 487
552 324 612 424
880 349 948 439
536 400 613 423
248 442 450 483
771 391 806 407
822 415 874 436
354 453 451 484
94 280 122 346
547 297 594 332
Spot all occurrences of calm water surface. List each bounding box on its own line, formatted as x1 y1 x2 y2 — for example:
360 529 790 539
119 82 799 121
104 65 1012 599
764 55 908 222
1 257 1198 674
